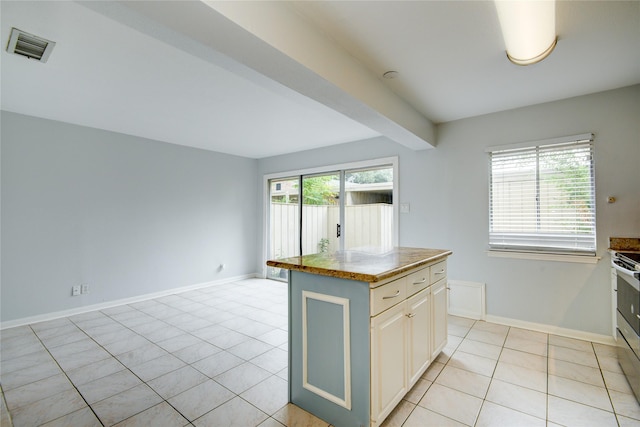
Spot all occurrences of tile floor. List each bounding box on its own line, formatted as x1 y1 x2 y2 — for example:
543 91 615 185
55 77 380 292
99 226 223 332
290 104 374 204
0 278 639 427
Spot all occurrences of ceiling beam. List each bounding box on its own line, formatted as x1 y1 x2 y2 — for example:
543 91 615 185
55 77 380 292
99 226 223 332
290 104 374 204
86 0 435 150
203 1 436 150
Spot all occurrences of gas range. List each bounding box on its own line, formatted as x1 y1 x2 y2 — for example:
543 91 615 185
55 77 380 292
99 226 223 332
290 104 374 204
613 251 640 274
613 250 640 403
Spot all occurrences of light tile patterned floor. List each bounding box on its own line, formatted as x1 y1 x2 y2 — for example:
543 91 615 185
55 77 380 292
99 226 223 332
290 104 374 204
0 278 639 426
384 317 640 427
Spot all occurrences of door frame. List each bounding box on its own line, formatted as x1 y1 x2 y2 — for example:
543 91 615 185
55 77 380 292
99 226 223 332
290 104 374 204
262 156 399 278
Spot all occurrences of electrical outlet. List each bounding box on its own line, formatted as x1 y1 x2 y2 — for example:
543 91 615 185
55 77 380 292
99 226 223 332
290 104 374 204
81 284 89 294
72 285 81 296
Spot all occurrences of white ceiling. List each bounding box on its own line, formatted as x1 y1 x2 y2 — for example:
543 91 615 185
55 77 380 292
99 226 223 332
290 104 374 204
291 1 640 123
1 1 639 159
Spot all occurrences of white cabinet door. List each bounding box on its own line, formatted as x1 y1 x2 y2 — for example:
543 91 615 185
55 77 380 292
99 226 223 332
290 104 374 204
406 288 431 387
371 302 407 424
431 279 448 359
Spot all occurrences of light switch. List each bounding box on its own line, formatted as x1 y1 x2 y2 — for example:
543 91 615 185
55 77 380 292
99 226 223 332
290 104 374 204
400 203 410 214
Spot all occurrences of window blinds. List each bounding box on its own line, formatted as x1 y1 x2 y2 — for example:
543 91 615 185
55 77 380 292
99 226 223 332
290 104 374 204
488 134 596 254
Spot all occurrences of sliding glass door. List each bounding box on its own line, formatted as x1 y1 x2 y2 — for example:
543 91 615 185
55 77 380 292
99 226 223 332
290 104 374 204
267 160 396 281
344 166 394 252
268 177 300 280
302 172 340 255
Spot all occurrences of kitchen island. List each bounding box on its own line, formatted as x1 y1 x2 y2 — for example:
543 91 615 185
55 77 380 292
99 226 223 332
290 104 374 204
267 247 452 427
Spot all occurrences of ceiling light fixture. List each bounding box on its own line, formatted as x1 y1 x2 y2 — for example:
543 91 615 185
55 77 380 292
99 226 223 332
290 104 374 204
494 0 557 66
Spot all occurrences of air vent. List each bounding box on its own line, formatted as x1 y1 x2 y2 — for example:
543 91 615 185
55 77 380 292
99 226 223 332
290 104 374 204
6 28 55 62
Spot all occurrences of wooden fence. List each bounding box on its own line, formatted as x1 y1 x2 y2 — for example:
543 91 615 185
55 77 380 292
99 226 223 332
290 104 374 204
270 203 393 260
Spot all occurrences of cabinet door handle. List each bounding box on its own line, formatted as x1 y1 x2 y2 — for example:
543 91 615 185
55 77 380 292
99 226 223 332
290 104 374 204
406 313 416 318
434 269 445 275
413 278 427 285
637 314 640 320
382 290 400 299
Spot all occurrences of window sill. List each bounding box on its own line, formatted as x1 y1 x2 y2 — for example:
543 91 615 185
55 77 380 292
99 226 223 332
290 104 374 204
487 250 601 264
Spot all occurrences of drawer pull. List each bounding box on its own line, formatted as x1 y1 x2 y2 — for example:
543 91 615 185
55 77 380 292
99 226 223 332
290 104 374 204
413 278 427 285
382 290 401 299
434 269 445 275
406 313 416 318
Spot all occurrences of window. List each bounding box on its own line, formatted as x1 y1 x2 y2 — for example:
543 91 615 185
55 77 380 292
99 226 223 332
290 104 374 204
487 133 596 255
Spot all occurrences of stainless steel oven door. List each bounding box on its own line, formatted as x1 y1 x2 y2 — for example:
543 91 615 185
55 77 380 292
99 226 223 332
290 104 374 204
616 263 640 336
617 312 640 402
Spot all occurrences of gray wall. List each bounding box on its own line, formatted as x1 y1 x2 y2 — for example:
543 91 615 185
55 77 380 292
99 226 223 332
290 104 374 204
3 85 638 333
1 111 259 322
259 85 640 336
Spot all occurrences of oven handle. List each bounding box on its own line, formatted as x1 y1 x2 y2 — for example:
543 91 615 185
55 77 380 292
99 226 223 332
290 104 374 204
612 261 638 279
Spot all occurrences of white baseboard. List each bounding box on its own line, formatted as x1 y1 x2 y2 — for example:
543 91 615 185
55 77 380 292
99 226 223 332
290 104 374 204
1 273 260 330
484 314 616 346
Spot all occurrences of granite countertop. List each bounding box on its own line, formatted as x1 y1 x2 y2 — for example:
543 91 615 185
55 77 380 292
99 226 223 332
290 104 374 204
609 237 640 254
266 247 452 283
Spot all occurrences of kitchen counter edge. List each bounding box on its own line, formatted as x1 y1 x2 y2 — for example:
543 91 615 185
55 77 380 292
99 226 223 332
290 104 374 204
266 248 452 283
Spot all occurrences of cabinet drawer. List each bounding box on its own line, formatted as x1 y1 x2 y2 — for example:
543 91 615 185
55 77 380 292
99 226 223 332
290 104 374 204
371 278 407 316
430 261 447 283
405 267 430 297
